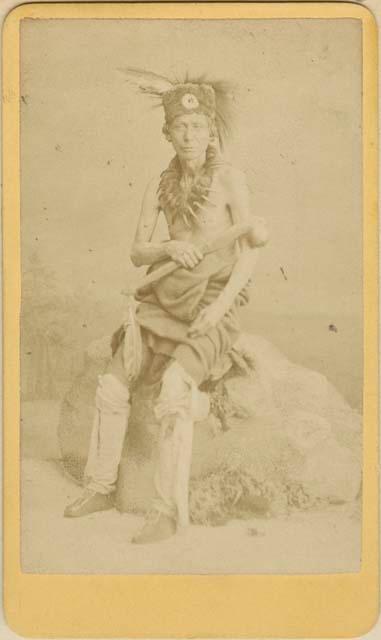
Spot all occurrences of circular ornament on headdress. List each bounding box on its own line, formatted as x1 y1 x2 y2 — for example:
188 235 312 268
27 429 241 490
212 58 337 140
181 93 199 110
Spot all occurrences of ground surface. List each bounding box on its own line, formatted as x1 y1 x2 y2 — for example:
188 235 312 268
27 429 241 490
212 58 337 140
21 401 361 575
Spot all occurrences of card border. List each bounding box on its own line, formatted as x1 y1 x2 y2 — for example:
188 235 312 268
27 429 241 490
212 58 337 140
3 2 379 637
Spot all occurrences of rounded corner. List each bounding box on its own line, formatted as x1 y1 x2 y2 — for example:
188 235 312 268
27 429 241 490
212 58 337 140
3 603 34 639
351 2 378 32
351 601 381 638
3 3 25 29
2 2 40 32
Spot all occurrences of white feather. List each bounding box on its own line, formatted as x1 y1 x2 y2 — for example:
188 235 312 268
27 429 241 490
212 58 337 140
122 295 143 382
117 67 174 96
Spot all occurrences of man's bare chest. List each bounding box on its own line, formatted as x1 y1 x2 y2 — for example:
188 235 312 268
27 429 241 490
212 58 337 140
165 195 233 244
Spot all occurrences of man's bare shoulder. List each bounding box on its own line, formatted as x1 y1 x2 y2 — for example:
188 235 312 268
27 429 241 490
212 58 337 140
144 174 162 195
141 174 162 210
216 164 248 190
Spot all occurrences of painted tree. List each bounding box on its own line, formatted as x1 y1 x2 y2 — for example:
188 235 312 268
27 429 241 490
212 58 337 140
21 251 83 400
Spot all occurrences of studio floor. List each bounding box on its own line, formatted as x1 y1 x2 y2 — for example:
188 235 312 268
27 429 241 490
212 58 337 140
20 401 361 575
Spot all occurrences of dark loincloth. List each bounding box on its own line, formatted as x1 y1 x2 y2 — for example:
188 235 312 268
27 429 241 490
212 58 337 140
112 253 249 384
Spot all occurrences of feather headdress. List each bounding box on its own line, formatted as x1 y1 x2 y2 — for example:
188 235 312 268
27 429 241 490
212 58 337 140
118 67 237 147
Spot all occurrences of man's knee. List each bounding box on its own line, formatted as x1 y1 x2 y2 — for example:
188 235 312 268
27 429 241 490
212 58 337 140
156 362 209 423
95 373 130 415
161 362 190 400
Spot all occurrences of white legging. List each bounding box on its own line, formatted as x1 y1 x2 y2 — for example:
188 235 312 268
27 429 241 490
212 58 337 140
152 362 209 527
84 373 130 495
84 361 209 526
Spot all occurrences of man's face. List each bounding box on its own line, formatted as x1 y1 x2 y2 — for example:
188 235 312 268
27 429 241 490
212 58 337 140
168 113 211 161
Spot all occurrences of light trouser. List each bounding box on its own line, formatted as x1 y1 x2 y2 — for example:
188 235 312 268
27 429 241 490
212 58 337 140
84 362 210 526
84 373 130 494
152 362 210 527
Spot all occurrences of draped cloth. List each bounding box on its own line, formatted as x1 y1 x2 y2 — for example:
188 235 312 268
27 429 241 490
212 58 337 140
112 253 248 384
134 253 249 385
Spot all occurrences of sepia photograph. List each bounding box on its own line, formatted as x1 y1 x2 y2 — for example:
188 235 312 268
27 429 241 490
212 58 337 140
19 14 364 576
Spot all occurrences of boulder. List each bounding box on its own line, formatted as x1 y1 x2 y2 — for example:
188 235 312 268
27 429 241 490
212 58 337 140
58 333 362 524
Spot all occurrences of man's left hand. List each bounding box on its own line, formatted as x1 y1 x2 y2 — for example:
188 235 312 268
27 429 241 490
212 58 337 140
188 302 226 338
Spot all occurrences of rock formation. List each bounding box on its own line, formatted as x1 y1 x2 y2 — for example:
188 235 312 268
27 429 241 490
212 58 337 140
58 333 362 524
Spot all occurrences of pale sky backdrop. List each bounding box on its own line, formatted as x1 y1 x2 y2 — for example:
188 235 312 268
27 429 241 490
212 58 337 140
20 18 363 406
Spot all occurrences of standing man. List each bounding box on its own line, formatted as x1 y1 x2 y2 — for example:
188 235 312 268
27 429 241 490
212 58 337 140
64 72 268 543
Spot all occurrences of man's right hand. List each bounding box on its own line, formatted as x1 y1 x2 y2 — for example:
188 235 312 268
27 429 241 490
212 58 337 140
165 241 203 269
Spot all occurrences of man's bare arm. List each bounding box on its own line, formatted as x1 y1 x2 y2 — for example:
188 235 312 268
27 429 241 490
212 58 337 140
130 178 167 267
217 170 268 310
131 178 203 269
189 169 268 337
